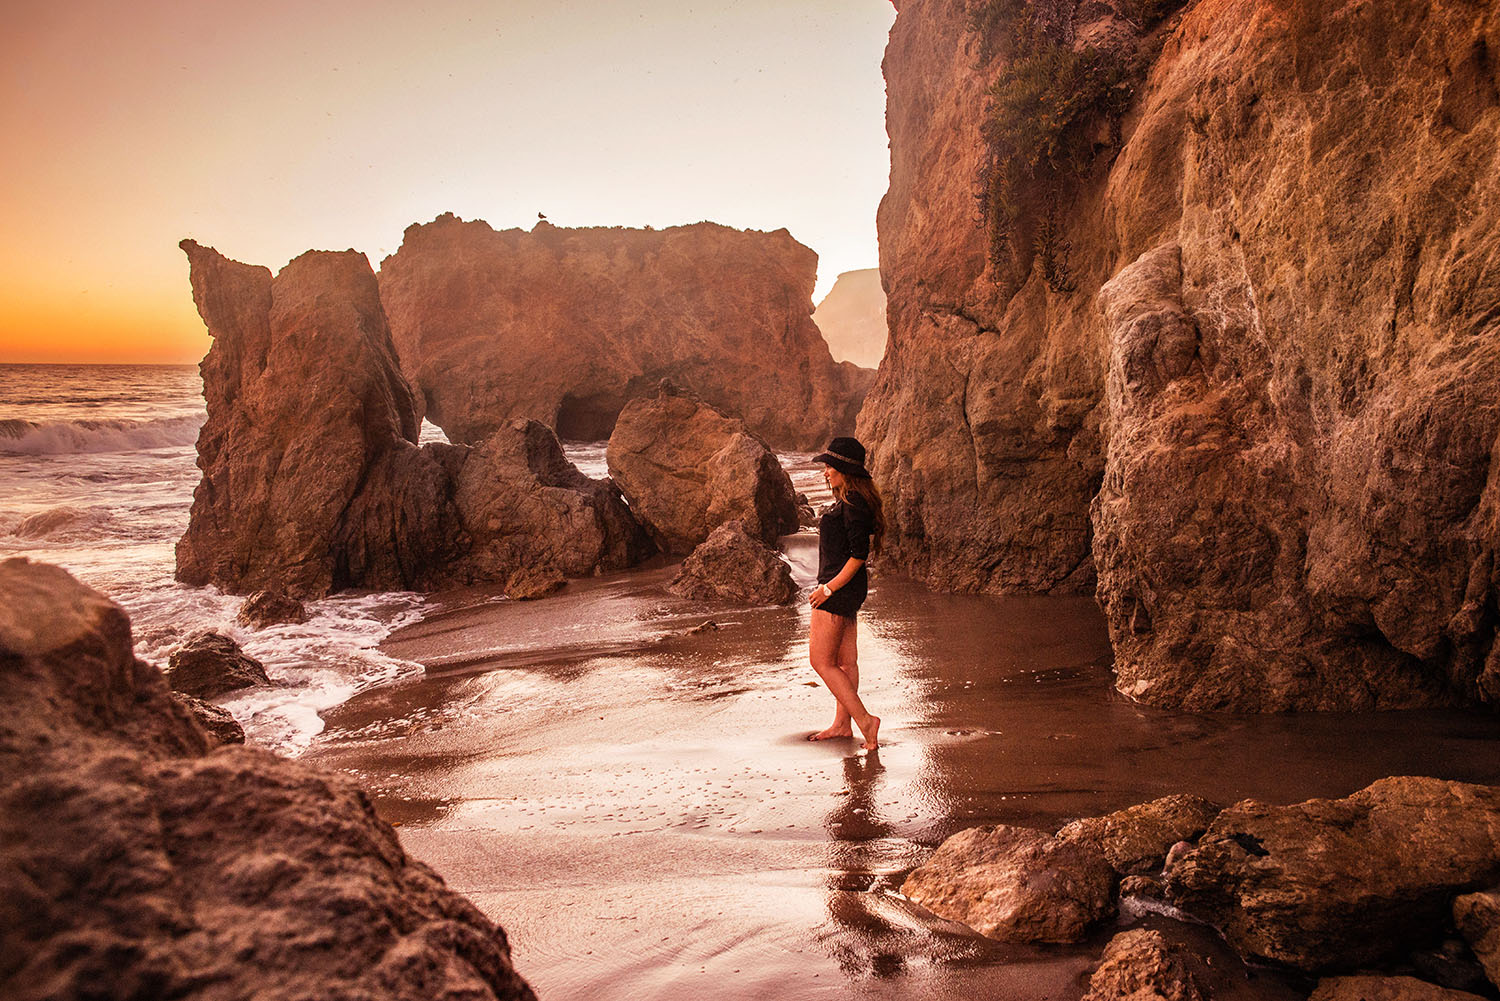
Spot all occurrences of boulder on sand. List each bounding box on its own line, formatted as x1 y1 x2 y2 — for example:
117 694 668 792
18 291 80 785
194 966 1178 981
607 382 798 555
165 630 271 699
1164 776 1500 971
900 824 1116 944
0 556 535 1001
667 521 797 606
452 418 654 583
1059 794 1221 876
1308 976 1488 1001
1083 928 1207 1001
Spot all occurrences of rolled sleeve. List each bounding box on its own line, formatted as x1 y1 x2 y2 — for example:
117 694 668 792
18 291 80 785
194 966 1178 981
844 497 873 561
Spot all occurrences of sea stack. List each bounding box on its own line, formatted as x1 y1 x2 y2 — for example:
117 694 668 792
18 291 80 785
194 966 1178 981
377 214 873 449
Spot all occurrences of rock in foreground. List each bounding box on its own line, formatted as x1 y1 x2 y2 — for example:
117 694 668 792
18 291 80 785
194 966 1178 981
1455 888 1500 990
1164 776 1500 971
0 557 535 1001
900 824 1115 943
667 521 797 606
1308 976 1489 1001
607 382 798 554
1083 928 1206 1001
378 214 871 449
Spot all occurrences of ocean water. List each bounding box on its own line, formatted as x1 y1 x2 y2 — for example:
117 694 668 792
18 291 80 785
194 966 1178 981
0 363 617 754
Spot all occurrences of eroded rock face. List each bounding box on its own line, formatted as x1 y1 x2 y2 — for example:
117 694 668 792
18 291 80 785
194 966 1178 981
171 693 246 746
900 824 1116 944
0 557 534 1001
667 521 797 606
1059 793 1220 876
177 241 463 599
452 419 654 583
165 630 271 699
378 214 871 449
607 383 798 555
867 0 1500 709
1163 776 1500 971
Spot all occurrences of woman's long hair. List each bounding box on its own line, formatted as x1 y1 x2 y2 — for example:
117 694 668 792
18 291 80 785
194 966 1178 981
834 475 886 556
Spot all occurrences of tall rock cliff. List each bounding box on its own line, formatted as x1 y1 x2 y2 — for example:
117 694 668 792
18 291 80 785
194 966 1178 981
377 215 872 450
178 241 462 598
813 268 889 369
863 0 1500 709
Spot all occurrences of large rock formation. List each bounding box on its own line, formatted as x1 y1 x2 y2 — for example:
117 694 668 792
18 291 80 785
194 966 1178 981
606 382 799 555
667 521 798 606
812 268 888 369
178 241 652 599
863 0 1500 709
1163 776 1500 971
377 214 873 449
451 418 653 583
177 241 462 599
0 558 534 1001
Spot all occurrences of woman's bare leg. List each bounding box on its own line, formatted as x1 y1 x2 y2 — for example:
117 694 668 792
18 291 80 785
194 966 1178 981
807 609 879 748
811 616 860 739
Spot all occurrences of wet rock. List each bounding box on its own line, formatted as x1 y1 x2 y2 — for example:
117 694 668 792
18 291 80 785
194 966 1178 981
1454 888 1500 989
868 0 1500 711
1308 976 1488 1001
171 693 245 746
1060 794 1221 875
1120 875 1166 902
667 522 797 606
607 382 798 554
378 213 871 449
236 588 309 628
900 824 1116 943
165 630 271 699
453 418 654 583
1083 928 1207 1001
0 557 535 1001
177 241 463 599
504 565 566 601
1164 776 1500 971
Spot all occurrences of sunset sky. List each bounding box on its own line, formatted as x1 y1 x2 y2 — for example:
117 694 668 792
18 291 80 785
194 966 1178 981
0 0 895 364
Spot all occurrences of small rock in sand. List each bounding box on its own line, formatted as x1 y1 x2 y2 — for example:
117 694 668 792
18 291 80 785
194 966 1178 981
166 630 271 699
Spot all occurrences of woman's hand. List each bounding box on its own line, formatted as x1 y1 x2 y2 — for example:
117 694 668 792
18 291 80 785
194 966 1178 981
809 583 831 608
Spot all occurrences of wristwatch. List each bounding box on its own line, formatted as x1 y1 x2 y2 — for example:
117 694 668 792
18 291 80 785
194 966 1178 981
817 583 833 598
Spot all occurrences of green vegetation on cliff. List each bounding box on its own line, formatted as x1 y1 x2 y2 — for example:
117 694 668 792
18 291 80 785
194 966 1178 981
970 0 1182 293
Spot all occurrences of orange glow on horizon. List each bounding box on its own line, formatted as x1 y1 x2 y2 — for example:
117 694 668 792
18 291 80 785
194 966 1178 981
0 292 209 366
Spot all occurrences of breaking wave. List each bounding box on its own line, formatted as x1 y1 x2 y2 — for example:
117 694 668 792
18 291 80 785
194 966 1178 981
0 414 204 455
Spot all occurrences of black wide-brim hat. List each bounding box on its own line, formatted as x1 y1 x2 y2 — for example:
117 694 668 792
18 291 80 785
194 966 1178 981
813 436 872 479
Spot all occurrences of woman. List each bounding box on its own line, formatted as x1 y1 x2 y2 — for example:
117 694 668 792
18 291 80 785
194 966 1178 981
807 436 885 750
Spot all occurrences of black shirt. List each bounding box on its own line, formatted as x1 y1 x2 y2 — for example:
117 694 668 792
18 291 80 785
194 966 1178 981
817 493 873 584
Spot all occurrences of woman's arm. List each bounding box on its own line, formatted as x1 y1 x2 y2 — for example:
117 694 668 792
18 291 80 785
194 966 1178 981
809 557 865 607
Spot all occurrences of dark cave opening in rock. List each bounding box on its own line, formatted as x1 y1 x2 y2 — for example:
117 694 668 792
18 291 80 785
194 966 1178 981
555 391 627 441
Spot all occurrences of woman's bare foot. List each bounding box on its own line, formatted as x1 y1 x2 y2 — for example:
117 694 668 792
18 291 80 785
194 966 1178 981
808 724 853 741
858 715 880 750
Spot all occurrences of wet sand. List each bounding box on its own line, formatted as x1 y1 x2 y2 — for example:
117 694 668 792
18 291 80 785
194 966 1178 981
307 529 1500 1000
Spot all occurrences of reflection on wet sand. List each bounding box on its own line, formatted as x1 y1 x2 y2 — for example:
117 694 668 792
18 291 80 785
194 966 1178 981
305 541 1500 1000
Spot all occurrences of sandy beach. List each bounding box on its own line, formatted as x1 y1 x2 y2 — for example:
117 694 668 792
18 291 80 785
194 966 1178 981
306 534 1500 1000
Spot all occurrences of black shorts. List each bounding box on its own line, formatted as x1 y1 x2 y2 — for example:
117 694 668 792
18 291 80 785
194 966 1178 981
818 571 867 620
